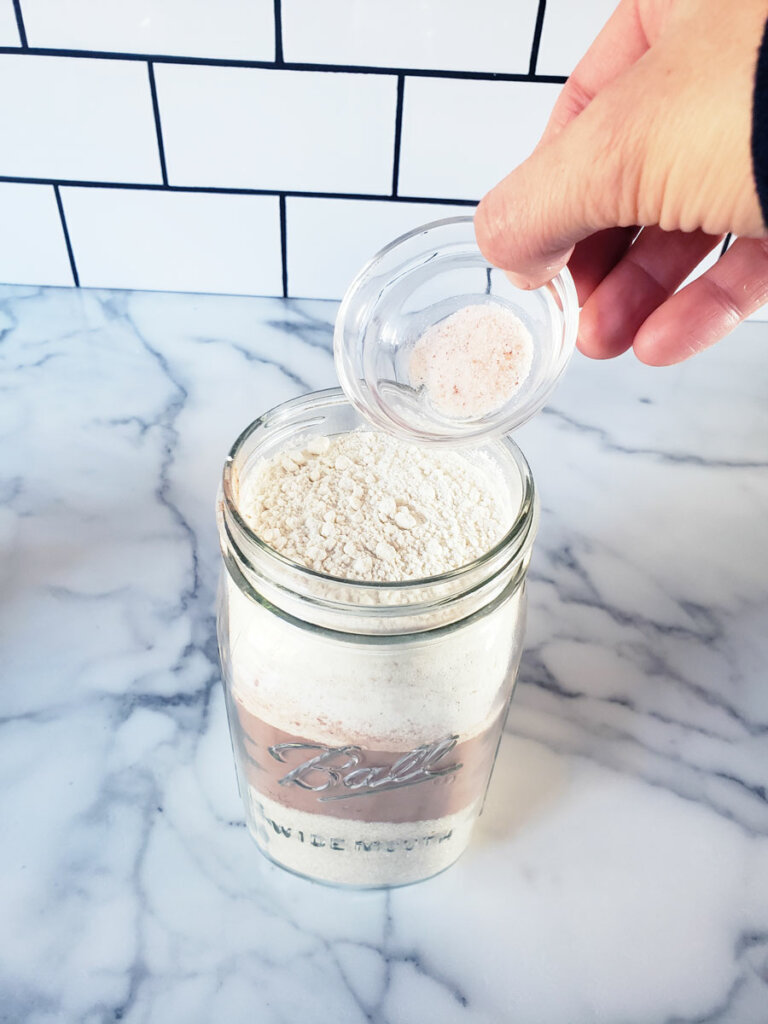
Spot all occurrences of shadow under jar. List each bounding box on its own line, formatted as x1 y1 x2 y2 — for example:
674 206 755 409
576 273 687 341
216 388 539 888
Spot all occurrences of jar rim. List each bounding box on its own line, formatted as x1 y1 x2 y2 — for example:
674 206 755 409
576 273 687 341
220 387 537 593
221 539 529 646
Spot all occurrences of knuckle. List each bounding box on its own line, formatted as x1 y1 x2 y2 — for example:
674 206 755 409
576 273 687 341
548 76 594 136
699 276 744 328
745 239 768 307
565 76 595 118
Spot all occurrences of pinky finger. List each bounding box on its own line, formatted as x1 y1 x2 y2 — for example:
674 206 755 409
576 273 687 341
633 237 768 366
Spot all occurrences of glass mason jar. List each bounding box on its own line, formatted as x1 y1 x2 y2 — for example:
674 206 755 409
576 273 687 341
216 388 539 888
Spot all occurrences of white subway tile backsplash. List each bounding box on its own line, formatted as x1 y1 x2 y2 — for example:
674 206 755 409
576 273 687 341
0 1 20 46
21 0 276 61
0 55 162 183
536 0 618 76
398 77 561 201
61 188 282 295
287 197 471 300
155 65 397 195
282 0 540 74
0 0 750 310
0 183 74 286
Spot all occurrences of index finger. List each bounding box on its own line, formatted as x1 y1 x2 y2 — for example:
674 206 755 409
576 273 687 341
541 0 652 143
535 1 655 298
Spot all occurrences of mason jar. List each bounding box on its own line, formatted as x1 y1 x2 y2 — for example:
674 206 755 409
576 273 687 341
216 388 539 888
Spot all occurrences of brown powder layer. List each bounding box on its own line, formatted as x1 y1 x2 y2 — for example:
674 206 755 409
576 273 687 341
233 698 506 824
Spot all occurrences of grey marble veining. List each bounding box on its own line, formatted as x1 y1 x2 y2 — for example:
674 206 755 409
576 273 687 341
1 283 767 1024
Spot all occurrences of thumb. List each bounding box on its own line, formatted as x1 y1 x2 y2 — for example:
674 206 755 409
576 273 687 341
474 77 643 289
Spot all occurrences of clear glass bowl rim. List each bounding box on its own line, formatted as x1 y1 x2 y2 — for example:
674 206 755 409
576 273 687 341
333 215 580 446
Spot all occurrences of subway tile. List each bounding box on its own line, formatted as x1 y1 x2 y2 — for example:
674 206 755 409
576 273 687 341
61 188 282 296
0 55 161 183
0 183 74 286
536 0 618 77
282 0 539 74
21 0 275 61
155 65 397 194
286 197 471 299
398 77 561 201
0 1 20 46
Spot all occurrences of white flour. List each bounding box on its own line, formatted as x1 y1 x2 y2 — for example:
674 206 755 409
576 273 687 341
226 573 525 748
241 430 509 581
249 791 478 887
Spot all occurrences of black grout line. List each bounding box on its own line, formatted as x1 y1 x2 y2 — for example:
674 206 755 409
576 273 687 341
279 194 288 297
391 75 405 196
720 233 732 258
53 185 79 287
147 63 169 186
528 0 547 76
11 0 27 48
0 174 480 205
0 45 567 83
273 0 284 65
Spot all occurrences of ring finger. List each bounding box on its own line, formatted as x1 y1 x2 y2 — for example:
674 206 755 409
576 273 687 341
577 227 724 359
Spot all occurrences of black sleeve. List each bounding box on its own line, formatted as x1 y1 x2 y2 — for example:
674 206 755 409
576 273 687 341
752 14 768 228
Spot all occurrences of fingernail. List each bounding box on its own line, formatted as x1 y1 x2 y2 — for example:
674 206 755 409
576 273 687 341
503 253 571 291
504 270 537 290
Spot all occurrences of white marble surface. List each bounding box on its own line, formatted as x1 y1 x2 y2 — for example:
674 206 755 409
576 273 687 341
1 283 767 1024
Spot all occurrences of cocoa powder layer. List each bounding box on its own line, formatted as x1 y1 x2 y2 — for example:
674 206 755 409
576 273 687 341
233 698 506 824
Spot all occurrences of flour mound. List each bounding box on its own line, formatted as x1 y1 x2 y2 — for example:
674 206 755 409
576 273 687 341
240 431 509 582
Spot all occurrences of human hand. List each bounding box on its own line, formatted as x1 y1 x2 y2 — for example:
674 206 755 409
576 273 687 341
474 0 768 365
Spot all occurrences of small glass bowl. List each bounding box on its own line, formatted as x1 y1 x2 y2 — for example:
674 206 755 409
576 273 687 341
334 216 579 447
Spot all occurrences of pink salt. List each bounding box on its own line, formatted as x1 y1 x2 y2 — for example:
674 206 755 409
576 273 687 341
409 303 534 419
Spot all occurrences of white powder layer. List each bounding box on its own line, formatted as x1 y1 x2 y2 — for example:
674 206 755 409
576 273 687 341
240 430 509 582
248 789 478 887
409 302 534 419
227 575 525 884
227 573 526 748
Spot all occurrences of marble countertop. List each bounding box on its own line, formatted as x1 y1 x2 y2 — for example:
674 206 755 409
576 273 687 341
1 283 768 1024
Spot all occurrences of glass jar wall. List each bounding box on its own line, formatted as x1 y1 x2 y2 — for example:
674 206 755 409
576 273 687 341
216 389 539 888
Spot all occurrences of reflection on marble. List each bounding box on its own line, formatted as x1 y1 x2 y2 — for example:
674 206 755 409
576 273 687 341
0 283 767 1023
